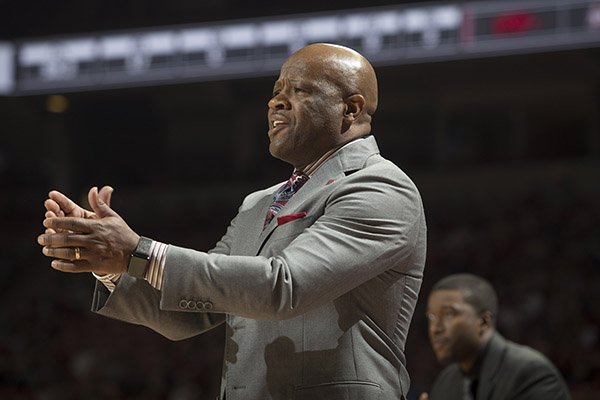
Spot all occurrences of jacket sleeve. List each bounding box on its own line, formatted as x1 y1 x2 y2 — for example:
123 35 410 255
92 275 225 341
89 202 246 340
159 166 426 320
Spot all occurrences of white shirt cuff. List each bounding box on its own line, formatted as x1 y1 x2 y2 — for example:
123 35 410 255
92 272 121 292
92 240 168 292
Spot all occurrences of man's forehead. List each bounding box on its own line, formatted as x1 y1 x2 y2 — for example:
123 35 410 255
278 60 348 91
274 64 338 91
273 75 303 85
428 289 469 308
279 56 322 76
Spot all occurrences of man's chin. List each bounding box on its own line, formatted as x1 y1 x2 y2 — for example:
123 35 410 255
269 143 294 164
434 351 452 365
268 144 284 160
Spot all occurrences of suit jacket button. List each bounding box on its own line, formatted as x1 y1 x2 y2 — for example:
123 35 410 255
204 301 213 311
187 300 196 310
195 301 205 310
179 300 188 309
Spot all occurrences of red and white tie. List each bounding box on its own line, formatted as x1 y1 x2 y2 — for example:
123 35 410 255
264 171 309 228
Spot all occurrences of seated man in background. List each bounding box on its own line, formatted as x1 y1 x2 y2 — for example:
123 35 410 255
420 273 570 400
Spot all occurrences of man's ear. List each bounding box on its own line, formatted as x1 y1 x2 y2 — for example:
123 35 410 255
479 311 493 335
343 94 366 123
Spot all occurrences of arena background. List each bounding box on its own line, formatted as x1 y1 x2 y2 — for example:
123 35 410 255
1 0 599 399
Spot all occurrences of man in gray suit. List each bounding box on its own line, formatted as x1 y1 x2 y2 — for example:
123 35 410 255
38 43 427 400
421 273 570 400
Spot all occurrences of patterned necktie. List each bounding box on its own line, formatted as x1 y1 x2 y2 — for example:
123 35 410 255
264 171 309 228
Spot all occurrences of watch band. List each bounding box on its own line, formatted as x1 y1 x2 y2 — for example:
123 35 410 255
127 236 153 278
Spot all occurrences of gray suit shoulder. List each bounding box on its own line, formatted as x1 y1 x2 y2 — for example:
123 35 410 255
344 153 421 191
502 339 571 400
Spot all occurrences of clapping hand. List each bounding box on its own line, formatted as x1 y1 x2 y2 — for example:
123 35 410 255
38 186 139 275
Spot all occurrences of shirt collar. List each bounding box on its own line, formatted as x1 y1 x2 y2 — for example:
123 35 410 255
298 136 368 177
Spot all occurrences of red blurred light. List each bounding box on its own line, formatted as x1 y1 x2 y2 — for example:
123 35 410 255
491 11 541 35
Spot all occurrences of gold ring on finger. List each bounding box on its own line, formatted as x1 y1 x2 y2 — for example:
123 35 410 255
74 247 81 260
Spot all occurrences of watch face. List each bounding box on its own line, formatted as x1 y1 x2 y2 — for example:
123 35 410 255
128 255 149 278
128 237 153 278
135 236 153 258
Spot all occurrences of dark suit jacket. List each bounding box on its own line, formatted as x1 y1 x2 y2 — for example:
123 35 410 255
429 333 570 400
92 136 427 400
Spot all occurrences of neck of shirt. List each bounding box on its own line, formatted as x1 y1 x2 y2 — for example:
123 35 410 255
299 136 367 177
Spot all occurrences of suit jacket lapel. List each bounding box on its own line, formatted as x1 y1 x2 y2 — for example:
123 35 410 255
254 189 280 245
255 136 380 254
477 333 508 400
286 135 380 214
256 157 342 246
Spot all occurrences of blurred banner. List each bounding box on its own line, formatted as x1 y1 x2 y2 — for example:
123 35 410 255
2 0 600 96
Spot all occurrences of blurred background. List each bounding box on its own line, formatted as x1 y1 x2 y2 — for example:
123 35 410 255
1 0 599 399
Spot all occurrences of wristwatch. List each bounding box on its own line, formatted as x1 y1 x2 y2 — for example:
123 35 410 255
127 236 153 278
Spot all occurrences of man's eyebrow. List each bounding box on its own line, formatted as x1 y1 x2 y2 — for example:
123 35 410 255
443 304 466 312
430 304 460 312
273 78 309 87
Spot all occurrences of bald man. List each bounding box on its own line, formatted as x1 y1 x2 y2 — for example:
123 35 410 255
38 43 427 400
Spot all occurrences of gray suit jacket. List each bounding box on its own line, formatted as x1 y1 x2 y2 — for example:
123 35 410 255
92 136 427 400
429 333 571 400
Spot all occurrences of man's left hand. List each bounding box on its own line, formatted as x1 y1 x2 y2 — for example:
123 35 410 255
38 186 139 275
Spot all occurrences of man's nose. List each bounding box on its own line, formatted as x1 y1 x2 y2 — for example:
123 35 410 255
429 318 444 334
268 92 291 110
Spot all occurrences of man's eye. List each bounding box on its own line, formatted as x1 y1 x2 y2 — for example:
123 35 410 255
442 310 458 319
294 87 304 93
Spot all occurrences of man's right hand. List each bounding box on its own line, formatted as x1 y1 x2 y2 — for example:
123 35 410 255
44 186 113 233
419 393 429 400
39 186 140 275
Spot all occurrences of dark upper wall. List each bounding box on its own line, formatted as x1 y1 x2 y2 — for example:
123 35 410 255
0 0 429 39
